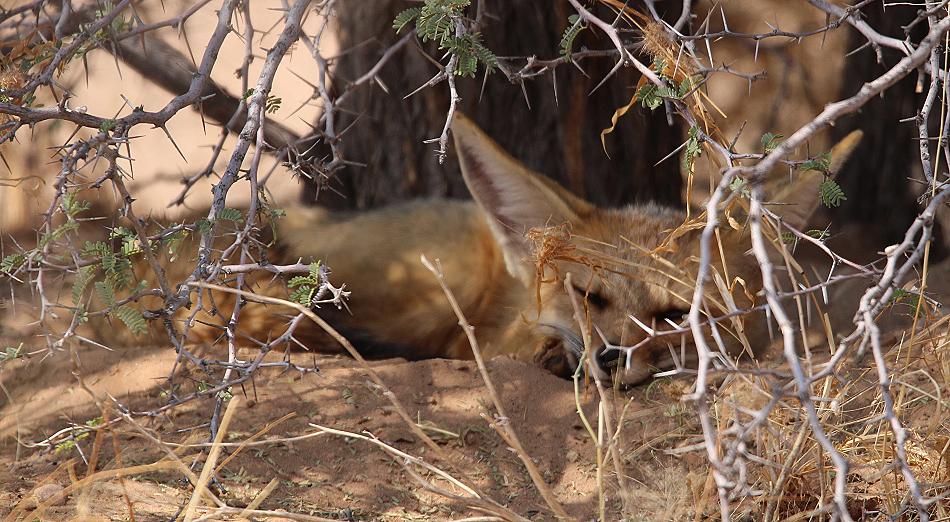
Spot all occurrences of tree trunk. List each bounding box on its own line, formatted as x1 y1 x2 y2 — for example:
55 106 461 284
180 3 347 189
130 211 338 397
306 0 684 211
830 3 945 260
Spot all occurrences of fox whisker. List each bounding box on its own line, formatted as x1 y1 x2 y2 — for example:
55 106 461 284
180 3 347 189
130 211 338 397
538 323 584 357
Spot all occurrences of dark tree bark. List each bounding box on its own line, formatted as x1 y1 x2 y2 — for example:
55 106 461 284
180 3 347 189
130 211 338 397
306 0 684 211
830 3 945 260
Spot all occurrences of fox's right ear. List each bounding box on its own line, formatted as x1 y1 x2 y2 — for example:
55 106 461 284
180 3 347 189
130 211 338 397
452 114 593 284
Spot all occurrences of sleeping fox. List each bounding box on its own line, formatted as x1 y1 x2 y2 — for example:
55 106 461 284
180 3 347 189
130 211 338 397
95 115 862 386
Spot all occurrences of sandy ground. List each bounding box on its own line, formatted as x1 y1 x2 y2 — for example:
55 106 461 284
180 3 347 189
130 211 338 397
0 338 709 521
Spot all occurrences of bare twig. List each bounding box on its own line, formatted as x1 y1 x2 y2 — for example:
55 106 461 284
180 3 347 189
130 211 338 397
421 255 571 520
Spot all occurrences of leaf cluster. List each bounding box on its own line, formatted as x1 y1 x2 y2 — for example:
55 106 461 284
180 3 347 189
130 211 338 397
818 178 846 208
760 132 783 154
0 343 23 363
287 262 325 307
889 288 922 310
76 235 148 336
559 14 587 59
683 126 703 171
636 58 694 111
798 151 846 208
393 0 496 77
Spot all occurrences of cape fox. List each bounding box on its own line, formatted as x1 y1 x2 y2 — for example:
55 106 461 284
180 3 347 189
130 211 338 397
252 116 862 385
95 115 862 386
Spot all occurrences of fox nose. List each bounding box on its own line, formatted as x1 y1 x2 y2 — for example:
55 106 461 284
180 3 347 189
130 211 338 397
591 345 622 383
592 344 654 387
595 345 623 372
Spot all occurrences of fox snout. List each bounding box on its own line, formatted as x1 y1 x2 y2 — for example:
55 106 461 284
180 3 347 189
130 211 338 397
591 345 651 387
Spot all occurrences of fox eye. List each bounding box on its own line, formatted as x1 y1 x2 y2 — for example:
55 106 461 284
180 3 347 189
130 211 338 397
656 308 689 324
571 285 609 309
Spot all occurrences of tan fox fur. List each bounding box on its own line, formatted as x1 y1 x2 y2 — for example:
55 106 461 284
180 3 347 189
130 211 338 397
95 115 861 386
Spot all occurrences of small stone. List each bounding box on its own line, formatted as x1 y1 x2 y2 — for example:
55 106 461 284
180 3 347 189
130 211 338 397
33 483 67 506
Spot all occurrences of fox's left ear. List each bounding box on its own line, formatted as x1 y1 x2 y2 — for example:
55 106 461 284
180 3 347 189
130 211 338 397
768 130 863 229
452 113 594 284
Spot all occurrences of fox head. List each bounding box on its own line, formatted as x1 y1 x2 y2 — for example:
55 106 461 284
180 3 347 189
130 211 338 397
451 114 861 386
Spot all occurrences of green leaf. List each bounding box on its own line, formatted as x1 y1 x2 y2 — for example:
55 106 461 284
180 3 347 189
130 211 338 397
39 220 80 248
55 440 77 453
94 280 116 307
471 38 497 72
889 288 921 309
0 343 23 362
287 276 312 288
800 152 832 173
75 306 88 324
729 177 750 197
393 7 422 33
456 47 478 77
216 207 244 223
676 77 693 98
82 240 109 258
760 132 783 154
288 262 324 300
655 86 676 99
72 265 97 304
84 240 134 288
111 226 142 257
290 286 315 306
636 84 663 110
163 230 188 262
115 304 147 336
106 257 133 290
819 178 846 208
99 246 117 274
393 1 491 78
62 192 91 217
416 8 453 44
683 126 703 170
559 14 586 58
1 253 26 275
196 218 213 235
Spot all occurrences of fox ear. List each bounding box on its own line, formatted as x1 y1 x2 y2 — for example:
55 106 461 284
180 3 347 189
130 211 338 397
770 130 863 230
452 113 594 284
